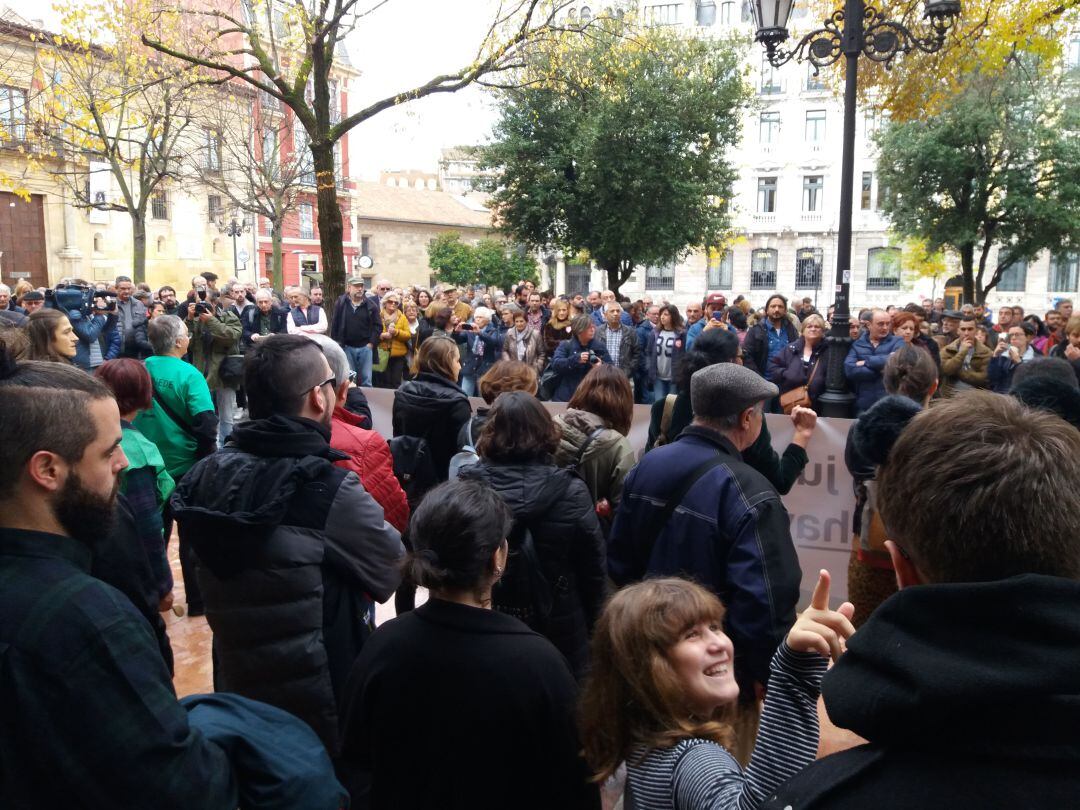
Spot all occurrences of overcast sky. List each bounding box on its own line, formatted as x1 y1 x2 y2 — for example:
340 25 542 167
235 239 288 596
5 0 504 179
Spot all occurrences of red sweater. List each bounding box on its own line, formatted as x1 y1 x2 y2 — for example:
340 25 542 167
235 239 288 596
331 406 410 532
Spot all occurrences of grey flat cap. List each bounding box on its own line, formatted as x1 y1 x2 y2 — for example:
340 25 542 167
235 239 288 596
691 363 779 419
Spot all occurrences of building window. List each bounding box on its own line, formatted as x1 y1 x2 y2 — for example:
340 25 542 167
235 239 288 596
1049 250 1079 292
204 129 222 172
262 127 279 171
719 0 734 23
707 248 733 289
0 86 27 142
760 56 781 94
645 4 679 25
156 236 166 254
645 263 675 290
759 111 780 144
565 263 591 296
864 109 880 137
867 246 902 290
695 0 715 25
360 235 371 257
876 179 893 211
1069 36 1080 69
996 258 1027 292
795 247 823 289
151 192 168 220
806 64 826 91
93 233 103 253
750 249 778 289
740 0 753 21
207 194 223 224
212 238 220 255
802 175 823 212
861 172 873 210
580 5 593 23
757 176 777 213
805 109 826 142
299 203 314 240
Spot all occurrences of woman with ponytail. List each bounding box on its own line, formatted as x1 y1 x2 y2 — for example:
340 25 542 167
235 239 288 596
338 480 600 810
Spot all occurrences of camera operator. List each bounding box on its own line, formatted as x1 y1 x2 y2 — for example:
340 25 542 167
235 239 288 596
72 290 121 373
185 288 242 447
114 276 152 359
549 314 613 402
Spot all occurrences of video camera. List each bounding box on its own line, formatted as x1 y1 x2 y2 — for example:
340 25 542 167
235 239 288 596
44 284 116 318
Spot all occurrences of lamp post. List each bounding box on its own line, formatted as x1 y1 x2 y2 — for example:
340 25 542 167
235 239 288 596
217 215 251 274
750 0 960 417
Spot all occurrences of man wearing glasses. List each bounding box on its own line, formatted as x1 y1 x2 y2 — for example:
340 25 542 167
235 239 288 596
170 334 404 755
331 276 382 386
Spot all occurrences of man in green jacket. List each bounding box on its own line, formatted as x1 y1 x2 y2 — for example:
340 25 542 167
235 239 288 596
185 285 243 446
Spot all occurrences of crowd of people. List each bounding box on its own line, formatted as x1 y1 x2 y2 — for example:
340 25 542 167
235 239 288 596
2 268 1080 809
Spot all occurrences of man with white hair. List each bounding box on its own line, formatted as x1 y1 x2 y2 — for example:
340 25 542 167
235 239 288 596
0 284 26 326
591 289 632 328
241 288 289 346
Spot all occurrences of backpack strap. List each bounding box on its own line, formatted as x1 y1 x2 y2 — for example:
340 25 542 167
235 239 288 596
570 427 606 473
657 393 678 445
152 387 198 439
639 453 726 569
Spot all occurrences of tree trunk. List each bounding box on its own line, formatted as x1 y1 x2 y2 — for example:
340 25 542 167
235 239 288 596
270 220 284 292
131 213 147 284
311 142 345 320
604 258 633 300
960 243 975 305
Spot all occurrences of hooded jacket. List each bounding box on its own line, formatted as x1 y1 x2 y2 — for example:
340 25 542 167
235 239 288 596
331 405 409 533
392 372 473 481
170 415 404 753
553 409 635 511
765 575 1080 810
457 460 607 679
187 307 242 390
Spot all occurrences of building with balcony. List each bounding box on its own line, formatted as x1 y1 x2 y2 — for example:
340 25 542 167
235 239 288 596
543 2 1079 314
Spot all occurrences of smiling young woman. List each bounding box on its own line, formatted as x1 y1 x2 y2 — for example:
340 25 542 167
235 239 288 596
580 574 854 809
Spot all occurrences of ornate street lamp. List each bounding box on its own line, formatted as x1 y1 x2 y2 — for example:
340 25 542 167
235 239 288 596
217 214 252 274
750 0 960 417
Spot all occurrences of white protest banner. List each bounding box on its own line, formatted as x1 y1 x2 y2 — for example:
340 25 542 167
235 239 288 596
363 389 856 603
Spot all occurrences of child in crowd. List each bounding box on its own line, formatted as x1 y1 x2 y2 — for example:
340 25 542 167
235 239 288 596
581 572 853 809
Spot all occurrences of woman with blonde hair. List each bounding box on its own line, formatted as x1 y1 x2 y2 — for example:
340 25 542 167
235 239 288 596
376 292 411 388
543 298 574 356
580 574 853 809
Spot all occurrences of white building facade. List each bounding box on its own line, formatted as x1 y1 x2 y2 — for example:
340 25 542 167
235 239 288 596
547 2 1079 316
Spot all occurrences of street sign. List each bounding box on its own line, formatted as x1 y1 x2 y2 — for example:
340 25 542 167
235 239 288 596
237 249 250 264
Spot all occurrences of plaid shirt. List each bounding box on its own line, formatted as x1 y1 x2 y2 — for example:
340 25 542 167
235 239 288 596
604 325 623 364
0 527 237 808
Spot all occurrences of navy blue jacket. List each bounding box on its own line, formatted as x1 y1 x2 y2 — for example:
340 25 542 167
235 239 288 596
550 337 612 402
844 334 902 414
241 306 289 347
456 323 503 380
608 425 801 689
768 337 829 406
71 312 121 370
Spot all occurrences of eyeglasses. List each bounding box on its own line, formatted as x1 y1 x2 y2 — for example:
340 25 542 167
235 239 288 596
378 286 391 292
301 375 336 398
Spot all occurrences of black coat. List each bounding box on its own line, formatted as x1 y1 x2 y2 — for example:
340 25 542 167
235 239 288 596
457 460 607 678
767 337 827 404
339 599 599 810
765 575 1080 810
742 319 799 377
392 372 473 481
241 306 289 347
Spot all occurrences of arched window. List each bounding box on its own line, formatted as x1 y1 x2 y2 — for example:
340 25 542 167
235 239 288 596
212 238 221 256
580 6 593 22
93 233 102 253
866 246 902 290
156 236 166 254
750 248 778 289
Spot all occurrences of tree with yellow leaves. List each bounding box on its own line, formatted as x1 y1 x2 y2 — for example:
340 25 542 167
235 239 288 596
33 0 207 283
143 0 577 309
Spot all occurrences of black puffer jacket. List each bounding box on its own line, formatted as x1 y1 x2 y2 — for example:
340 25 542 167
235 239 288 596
392 372 473 480
765 575 1080 810
458 460 607 679
170 415 403 754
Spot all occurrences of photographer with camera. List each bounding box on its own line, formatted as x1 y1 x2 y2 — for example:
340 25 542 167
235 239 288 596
72 290 121 373
114 276 152 359
549 314 613 402
185 287 242 447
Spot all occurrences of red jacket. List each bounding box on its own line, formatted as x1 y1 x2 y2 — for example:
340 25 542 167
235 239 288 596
331 406 410 533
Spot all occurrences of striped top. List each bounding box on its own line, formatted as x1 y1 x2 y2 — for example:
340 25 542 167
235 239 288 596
624 644 827 810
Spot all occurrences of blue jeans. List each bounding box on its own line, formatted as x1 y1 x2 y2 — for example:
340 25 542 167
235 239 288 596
653 378 675 401
215 386 236 448
460 374 477 398
343 345 373 387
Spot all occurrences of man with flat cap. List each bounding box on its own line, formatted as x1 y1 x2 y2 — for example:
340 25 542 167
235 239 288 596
608 362 802 729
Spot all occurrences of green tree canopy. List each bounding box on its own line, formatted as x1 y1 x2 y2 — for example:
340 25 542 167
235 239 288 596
479 19 751 297
428 233 538 292
876 58 1080 304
